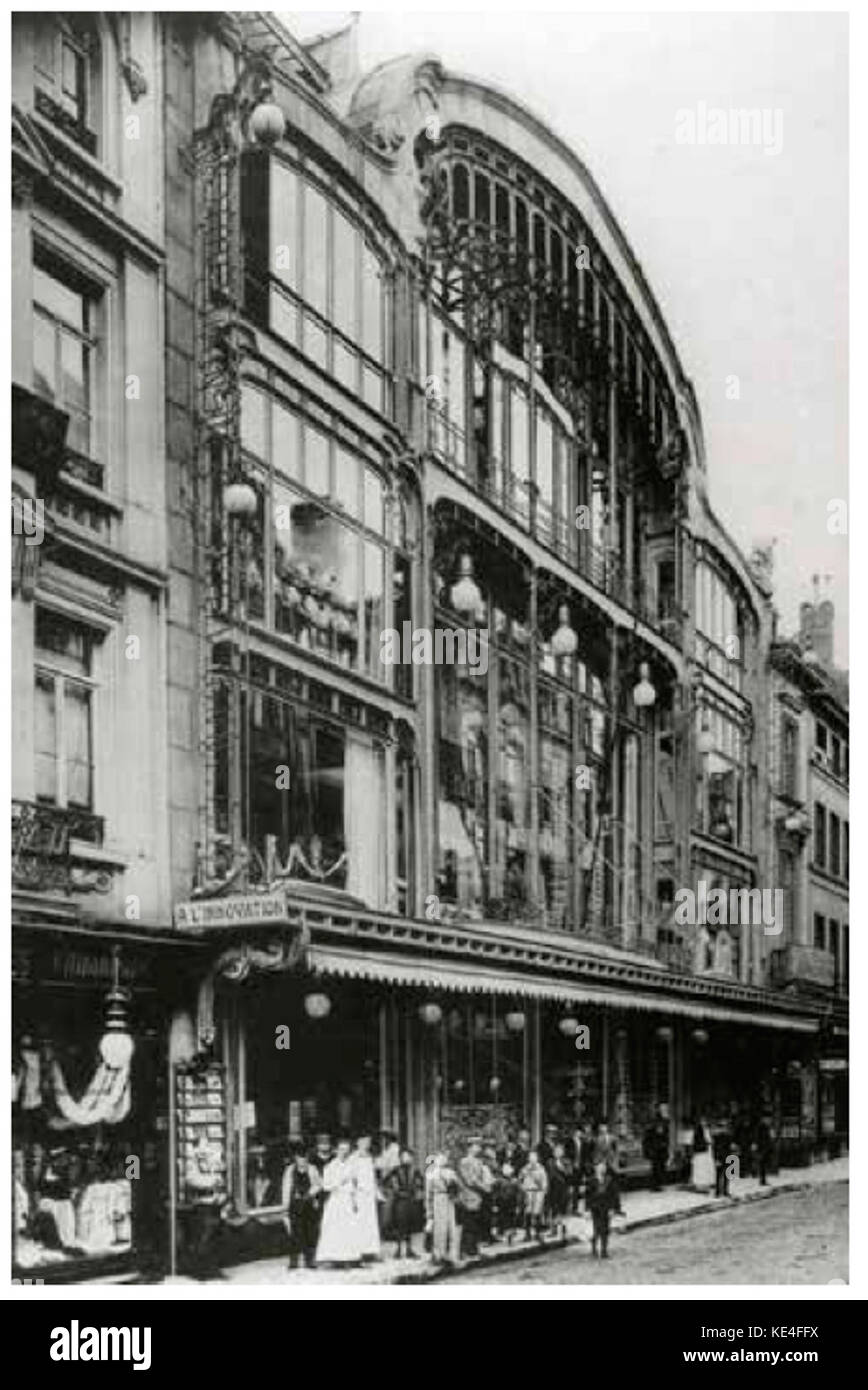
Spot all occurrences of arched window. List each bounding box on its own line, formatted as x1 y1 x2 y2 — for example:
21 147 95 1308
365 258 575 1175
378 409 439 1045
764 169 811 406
474 172 491 227
495 185 510 241
452 163 470 222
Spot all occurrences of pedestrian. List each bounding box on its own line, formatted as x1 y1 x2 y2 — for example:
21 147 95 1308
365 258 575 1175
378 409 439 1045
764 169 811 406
519 1149 548 1240
311 1132 333 1175
281 1148 322 1270
352 1131 381 1261
586 1160 619 1259
593 1120 624 1214
712 1120 734 1198
493 1160 521 1240
316 1137 362 1267
512 1126 532 1177
690 1115 715 1192
755 1113 774 1187
457 1137 490 1257
385 1148 423 1259
537 1122 559 1169
547 1142 572 1233
424 1149 461 1265
643 1104 670 1191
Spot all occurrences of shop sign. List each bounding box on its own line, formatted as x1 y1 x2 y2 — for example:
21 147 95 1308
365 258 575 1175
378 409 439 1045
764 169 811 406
174 892 288 931
818 1058 847 1073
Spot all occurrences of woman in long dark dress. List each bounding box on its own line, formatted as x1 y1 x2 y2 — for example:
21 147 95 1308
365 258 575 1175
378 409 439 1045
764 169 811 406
385 1148 423 1259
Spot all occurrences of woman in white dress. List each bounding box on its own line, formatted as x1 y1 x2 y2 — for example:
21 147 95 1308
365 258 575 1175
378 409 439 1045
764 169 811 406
352 1133 381 1260
316 1139 363 1266
690 1117 715 1191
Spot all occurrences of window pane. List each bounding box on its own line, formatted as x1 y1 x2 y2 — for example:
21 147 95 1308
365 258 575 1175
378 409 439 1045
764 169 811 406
65 682 93 809
304 184 328 316
60 330 88 416
34 267 85 331
270 286 297 344
240 385 267 458
332 209 357 340
302 313 328 369
536 410 553 506
272 402 299 480
271 164 298 291
361 245 382 362
362 364 382 412
333 339 357 392
35 672 58 802
304 426 329 495
33 312 56 399
363 541 385 678
511 389 529 484
364 468 385 533
334 447 359 515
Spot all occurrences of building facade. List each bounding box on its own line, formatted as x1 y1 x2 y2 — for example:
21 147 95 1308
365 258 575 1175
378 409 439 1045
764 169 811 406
11 11 848 1280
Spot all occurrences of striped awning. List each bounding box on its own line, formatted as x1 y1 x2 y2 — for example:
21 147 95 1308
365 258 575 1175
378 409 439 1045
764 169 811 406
307 945 819 1033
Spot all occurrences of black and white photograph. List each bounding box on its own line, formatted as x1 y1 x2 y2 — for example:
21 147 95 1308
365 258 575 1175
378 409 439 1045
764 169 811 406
9 6 851 1302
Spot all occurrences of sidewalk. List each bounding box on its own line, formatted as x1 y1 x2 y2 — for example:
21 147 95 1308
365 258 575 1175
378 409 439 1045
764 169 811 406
200 1156 848 1286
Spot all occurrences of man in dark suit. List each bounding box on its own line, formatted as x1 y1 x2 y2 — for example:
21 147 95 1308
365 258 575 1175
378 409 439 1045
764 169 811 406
643 1104 670 1191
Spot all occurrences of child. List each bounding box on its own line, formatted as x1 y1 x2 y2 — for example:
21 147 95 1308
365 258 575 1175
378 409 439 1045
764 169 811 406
385 1148 423 1259
281 1149 322 1270
586 1160 619 1259
494 1160 521 1242
519 1149 548 1240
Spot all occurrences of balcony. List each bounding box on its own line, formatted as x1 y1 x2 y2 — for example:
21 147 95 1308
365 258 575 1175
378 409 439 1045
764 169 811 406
769 944 836 992
11 799 121 895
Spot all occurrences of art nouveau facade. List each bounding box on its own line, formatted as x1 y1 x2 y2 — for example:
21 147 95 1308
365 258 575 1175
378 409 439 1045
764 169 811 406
11 12 848 1278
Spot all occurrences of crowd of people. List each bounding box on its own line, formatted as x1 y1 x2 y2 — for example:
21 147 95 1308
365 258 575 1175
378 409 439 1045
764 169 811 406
275 1120 629 1271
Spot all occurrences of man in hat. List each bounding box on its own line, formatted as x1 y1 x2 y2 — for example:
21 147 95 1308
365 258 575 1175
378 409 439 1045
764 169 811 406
457 1137 490 1257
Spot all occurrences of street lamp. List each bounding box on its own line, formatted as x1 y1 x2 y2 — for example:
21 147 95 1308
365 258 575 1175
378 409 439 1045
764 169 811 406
450 552 484 619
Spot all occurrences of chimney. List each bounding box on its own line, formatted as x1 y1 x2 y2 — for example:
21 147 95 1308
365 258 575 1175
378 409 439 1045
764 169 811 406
814 598 835 667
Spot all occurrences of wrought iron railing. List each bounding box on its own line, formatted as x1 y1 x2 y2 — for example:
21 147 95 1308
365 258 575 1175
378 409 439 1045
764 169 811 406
11 799 114 895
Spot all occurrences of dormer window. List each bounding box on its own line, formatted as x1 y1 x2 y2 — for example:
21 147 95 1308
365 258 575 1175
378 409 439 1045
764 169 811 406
33 17 99 156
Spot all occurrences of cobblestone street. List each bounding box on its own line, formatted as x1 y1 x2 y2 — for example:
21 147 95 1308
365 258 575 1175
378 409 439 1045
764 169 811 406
448 1184 848 1284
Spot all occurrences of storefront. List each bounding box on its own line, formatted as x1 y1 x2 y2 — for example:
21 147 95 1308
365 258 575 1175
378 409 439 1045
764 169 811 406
12 926 198 1283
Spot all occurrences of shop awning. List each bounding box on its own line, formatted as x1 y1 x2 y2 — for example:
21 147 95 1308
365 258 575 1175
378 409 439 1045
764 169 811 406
307 945 819 1032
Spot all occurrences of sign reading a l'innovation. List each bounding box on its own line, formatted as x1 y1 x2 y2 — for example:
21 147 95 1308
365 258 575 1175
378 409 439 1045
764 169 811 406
174 893 288 931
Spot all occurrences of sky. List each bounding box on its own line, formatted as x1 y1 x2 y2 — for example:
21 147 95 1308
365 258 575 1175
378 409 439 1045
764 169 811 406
286 10 849 665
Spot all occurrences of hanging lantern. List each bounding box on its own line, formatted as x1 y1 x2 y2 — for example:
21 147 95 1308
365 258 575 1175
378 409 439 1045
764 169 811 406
452 1078 466 1093
450 553 483 618
656 1025 674 1043
99 952 134 1068
632 661 657 709
489 1076 502 1094
559 1014 580 1038
692 1028 709 1045
419 1002 443 1027
223 481 258 517
304 992 331 1020
249 100 286 146
504 1010 526 1033
551 603 578 658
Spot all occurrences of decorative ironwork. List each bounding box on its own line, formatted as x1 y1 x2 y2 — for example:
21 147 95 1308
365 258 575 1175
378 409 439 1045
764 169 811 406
11 799 116 894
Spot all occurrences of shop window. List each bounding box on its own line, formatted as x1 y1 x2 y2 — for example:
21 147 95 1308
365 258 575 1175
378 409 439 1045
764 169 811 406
696 706 746 848
13 986 140 1276
34 609 96 811
33 256 100 458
